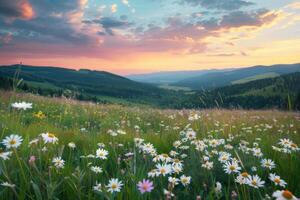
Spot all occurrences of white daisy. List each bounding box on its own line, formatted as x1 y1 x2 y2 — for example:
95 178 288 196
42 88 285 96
96 148 108 159
11 102 32 110
93 182 102 192
180 175 191 186
272 190 298 200
68 142 76 149
2 134 23 149
269 173 287 187
41 133 58 144
261 159 275 170
168 177 179 185
156 163 172 176
215 182 222 193
235 172 249 185
223 160 241 174
246 175 265 188
52 157 65 169
0 150 12 160
91 166 103 174
106 178 123 193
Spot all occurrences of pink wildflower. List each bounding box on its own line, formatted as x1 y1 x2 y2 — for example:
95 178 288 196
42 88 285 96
137 179 154 194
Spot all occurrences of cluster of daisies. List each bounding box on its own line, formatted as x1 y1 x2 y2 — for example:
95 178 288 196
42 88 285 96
0 102 299 199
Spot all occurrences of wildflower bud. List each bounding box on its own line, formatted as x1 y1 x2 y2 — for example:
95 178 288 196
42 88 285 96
29 155 36 165
196 195 201 200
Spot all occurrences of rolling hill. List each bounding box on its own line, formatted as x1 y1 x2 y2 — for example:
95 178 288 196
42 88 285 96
126 69 232 84
0 64 185 106
172 63 300 90
1 64 299 110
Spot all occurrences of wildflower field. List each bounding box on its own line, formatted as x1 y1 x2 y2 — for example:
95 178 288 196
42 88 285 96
0 91 299 200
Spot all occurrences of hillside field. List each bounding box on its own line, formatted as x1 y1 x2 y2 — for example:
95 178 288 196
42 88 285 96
0 91 299 199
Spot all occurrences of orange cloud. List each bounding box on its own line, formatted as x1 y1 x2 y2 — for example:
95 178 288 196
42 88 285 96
20 0 35 20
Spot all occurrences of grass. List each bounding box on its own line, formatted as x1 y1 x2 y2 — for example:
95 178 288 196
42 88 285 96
0 91 299 199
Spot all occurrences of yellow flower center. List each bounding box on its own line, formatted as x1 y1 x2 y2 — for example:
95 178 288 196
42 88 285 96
251 181 257 186
229 166 235 171
48 133 55 138
274 178 280 184
9 140 16 145
282 190 293 199
241 172 249 177
160 168 166 174
111 184 117 189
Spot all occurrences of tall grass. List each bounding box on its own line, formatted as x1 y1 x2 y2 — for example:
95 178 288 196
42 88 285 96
0 91 299 199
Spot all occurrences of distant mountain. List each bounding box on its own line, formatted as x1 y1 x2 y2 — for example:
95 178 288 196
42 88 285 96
126 69 233 84
172 63 300 90
0 64 182 105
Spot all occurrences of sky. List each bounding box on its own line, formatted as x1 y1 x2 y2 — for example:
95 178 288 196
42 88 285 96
0 0 300 75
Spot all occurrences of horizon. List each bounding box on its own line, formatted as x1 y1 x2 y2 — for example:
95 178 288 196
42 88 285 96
0 0 300 75
2 61 300 76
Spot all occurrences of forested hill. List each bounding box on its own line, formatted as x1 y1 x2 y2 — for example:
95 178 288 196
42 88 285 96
188 72 300 109
0 64 186 106
172 63 300 90
0 64 300 110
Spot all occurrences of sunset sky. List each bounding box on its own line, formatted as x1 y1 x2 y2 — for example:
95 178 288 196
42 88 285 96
0 0 300 75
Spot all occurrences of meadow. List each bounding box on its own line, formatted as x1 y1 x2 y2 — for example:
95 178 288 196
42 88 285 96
0 91 299 200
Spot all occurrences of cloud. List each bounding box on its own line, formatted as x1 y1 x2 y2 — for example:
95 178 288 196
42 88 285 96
0 0 35 21
180 0 254 10
285 2 300 10
122 0 129 5
83 17 133 36
219 9 278 29
111 4 117 13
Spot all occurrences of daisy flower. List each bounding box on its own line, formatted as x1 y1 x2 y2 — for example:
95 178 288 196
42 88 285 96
11 102 32 110
68 142 76 149
52 157 65 169
41 133 58 144
93 182 102 192
137 179 154 194
1 134 23 149
90 166 103 174
180 175 191 186
223 160 241 174
168 177 179 186
261 159 275 170
202 161 214 170
272 190 298 200
235 172 249 185
0 149 12 160
96 148 108 159
215 182 222 193
246 175 265 188
106 178 123 193
156 163 172 176
279 139 293 148
269 173 287 187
